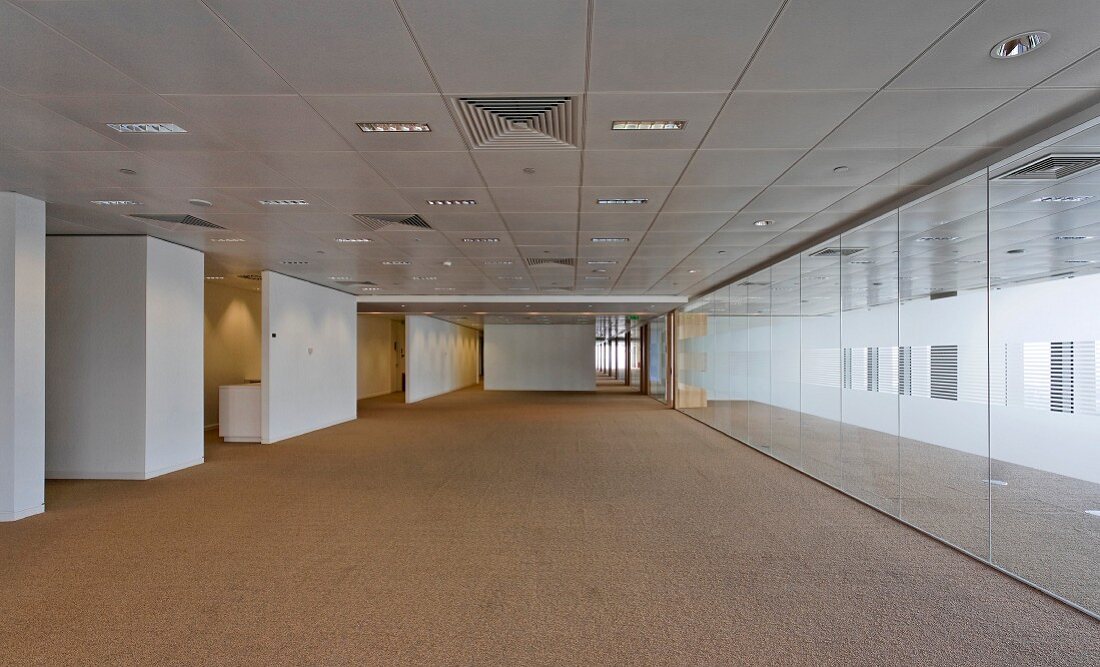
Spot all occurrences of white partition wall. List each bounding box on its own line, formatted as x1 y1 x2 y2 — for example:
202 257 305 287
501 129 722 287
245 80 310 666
405 315 479 403
357 315 396 400
484 324 595 392
0 194 45 521
261 272 356 443
45 236 204 480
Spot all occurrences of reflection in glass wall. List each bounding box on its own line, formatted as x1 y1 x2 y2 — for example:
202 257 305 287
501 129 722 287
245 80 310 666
668 118 1100 617
647 316 668 402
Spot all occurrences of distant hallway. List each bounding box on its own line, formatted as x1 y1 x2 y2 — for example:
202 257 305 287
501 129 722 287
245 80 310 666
0 388 1095 665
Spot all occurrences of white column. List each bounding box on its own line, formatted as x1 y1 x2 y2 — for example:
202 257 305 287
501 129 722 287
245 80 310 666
0 193 45 521
45 236 204 479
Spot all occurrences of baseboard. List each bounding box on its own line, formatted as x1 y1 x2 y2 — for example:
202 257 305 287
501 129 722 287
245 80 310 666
0 504 44 522
357 389 391 400
47 457 204 481
262 415 356 444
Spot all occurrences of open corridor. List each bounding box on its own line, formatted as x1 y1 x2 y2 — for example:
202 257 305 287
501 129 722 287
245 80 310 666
1 388 1095 665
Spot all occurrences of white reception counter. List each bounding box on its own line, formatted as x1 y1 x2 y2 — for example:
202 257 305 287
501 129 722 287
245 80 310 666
219 383 261 443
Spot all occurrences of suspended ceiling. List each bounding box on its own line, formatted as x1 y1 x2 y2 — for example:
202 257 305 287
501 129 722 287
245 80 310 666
2 0 1100 306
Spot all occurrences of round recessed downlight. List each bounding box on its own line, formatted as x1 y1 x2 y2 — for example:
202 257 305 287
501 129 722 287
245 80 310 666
990 31 1050 59
753 219 773 227
833 165 850 174
188 198 213 207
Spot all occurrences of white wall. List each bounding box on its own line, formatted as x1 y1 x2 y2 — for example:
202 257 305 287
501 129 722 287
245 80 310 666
405 315 479 403
46 236 204 479
483 323 595 392
204 282 261 427
357 315 394 399
262 272 356 443
0 193 45 521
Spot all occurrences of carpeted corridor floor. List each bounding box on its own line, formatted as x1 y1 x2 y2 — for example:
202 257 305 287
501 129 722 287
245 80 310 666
1 387 1096 665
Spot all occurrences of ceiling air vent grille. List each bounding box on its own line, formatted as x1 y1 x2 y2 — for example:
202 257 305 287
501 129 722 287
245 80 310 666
128 213 224 229
353 213 432 231
996 153 1100 181
453 96 577 149
526 257 576 267
807 246 866 257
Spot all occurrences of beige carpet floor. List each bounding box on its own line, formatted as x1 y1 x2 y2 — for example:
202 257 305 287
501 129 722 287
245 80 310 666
1 386 1096 665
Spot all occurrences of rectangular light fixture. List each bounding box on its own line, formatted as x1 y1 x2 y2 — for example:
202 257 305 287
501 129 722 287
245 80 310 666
204 276 224 280
496 276 524 280
361 286 382 291
584 276 609 280
916 236 960 242
329 276 352 281
483 260 513 265
597 198 648 205
281 260 309 265
1032 195 1092 203
411 275 437 280
259 199 310 206
335 237 372 243
381 260 410 265
426 199 477 206
91 199 141 206
1054 235 1094 240
462 237 499 243
434 287 456 291
106 122 187 134
357 122 431 133
611 120 685 130
586 260 618 265
210 238 246 243
591 237 630 243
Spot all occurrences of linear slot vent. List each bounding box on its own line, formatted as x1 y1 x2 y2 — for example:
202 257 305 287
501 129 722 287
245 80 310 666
353 214 432 231
525 257 575 267
807 247 866 258
453 96 577 149
128 213 224 229
996 153 1100 181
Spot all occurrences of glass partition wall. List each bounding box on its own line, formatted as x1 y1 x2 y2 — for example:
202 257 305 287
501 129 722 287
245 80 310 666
670 120 1100 617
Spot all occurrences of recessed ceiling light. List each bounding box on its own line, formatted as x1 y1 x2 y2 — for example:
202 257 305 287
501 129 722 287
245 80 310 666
584 276 609 280
917 236 961 242
597 198 648 205
426 199 476 206
848 260 875 265
210 238 246 243
832 165 850 174
510 287 532 291
356 122 431 133
591 237 630 243
592 269 608 273
990 31 1051 59
496 276 524 280
106 122 187 134
434 287 456 291
204 276 224 280
611 120 686 131
688 270 698 274
587 260 618 265
381 260 410 265
1054 235 1094 241
329 276 352 281
281 260 309 265
483 260 514 265
260 199 310 206
91 200 141 206
462 237 499 243
753 219 773 227
1064 259 1095 264
189 198 213 207
335 237 372 243
362 286 381 291
411 275 437 280
1032 195 1092 203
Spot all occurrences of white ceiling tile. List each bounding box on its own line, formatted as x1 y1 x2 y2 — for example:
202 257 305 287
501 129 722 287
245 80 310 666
255 152 390 189
579 187 671 212
491 187 579 212
703 91 871 149
1042 49 1100 88
473 151 581 187
588 0 783 92
662 186 760 212
420 211 508 232
582 150 693 186
398 187 491 214
891 0 1100 90
585 93 727 149
363 151 482 188
18 0 291 94
0 3 144 94
739 0 975 90
397 0 588 93
313 188 415 214
650 212 732 233
643 230 715 246
502 213 578 232
820 89 1021 149
740 185 853 213
0 94 125 152
164 95 349 151
774 148 920 187
939 88 1100 147
142 152 295 188
306 95 466 150
508 231 576 246
202 0 435 94
680 150 804 187
578 212 654 232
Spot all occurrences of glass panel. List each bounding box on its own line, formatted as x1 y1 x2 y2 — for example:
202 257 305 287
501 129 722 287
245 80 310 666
898 172 990 559
677 296 711 422
727 280 750 443
988 126 1100 612
840 213 901 515
648 315 668 402
746 269 772 450
770 257 802 466
800 241 843 486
